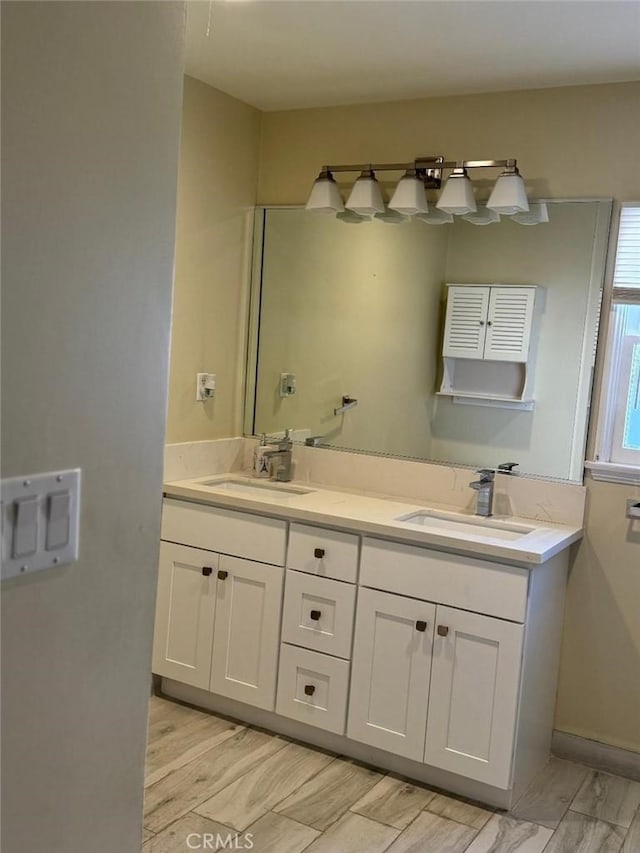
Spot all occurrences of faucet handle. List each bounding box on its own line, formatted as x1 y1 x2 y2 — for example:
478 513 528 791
475 468 495 482
498 461 519 474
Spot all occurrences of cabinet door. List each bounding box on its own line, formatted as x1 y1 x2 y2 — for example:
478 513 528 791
484 286 536 362
347 588 435 761
210 555 284 711
152 542 218 689
424 606 524 788
443 285 490 360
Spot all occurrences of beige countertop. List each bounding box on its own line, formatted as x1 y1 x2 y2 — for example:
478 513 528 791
163 474 583 566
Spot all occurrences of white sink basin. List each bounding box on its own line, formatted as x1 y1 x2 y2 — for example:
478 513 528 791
201 478 314 498
396 509 535 541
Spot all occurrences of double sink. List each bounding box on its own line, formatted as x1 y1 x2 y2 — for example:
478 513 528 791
202 478 535 542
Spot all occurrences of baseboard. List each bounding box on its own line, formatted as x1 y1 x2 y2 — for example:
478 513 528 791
552 730 640 782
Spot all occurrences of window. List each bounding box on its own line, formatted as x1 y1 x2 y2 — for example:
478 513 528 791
589 204 640 481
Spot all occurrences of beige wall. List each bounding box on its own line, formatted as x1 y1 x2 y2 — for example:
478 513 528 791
556 479 640 752
1 3 184 851
258 82 640 204
166 76 261 443
257 81 640 752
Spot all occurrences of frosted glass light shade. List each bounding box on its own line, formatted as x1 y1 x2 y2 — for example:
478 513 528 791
436 170 477 215
487 172 529 214
512 202 549 225
388 174 429 215
305 172 345 214
345 172 385 215
462 204 501 225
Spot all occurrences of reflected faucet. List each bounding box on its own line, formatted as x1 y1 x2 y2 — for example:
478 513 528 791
263 430 293 482
469 469 495 517
305 435 326 447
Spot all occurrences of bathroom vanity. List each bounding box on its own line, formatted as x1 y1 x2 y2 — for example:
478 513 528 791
152 470 581 809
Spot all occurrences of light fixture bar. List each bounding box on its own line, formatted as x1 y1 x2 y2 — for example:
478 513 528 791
323 157 518 174
322 162 417 173
307 156 531 223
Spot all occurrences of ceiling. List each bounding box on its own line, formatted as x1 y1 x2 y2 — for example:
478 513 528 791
185 0 640 111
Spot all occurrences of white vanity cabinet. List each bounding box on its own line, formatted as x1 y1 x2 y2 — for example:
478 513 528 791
275 523 359 735
210 554 284 709
347 587 435 760
153 541 218 689
424 606 524 787
347 537 547 790
155 491 571 810
347 586 524 787
153 500 286 710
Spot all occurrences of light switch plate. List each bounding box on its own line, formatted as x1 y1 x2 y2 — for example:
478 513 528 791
1 468 81 581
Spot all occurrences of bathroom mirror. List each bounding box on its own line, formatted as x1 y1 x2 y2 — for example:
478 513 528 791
245 199 612 481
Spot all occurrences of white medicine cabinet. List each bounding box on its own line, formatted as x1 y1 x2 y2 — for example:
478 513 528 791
439 284 542 410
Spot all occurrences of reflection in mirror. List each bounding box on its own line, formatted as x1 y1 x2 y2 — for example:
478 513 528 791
246 200 612 481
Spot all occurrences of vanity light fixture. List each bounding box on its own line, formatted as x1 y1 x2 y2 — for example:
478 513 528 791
388 169 429 215
345 168 386 215
486 162 529 214
436 167 477 215
306 156 534 222
305 169 345 214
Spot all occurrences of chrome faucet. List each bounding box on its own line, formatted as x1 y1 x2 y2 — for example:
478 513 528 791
263 430 293 482
469 469 495 517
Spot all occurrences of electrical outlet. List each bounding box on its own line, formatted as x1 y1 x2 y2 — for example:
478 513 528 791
279 372 296 397
196 373 216 401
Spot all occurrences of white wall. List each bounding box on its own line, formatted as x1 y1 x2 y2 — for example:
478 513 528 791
1 3 184 851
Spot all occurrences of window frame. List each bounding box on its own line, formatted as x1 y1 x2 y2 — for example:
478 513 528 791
587 202 640 484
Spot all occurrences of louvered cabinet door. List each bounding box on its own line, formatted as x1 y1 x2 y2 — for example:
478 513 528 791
484 287 536 362
442 286 490 360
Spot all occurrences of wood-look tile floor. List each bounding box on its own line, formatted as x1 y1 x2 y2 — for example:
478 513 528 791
143 696 640 853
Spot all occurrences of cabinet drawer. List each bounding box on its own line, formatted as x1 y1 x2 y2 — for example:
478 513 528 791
361 538 528 622
276 644 350 735
287 523 359 583
161 498 287 566
282 571 356 659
